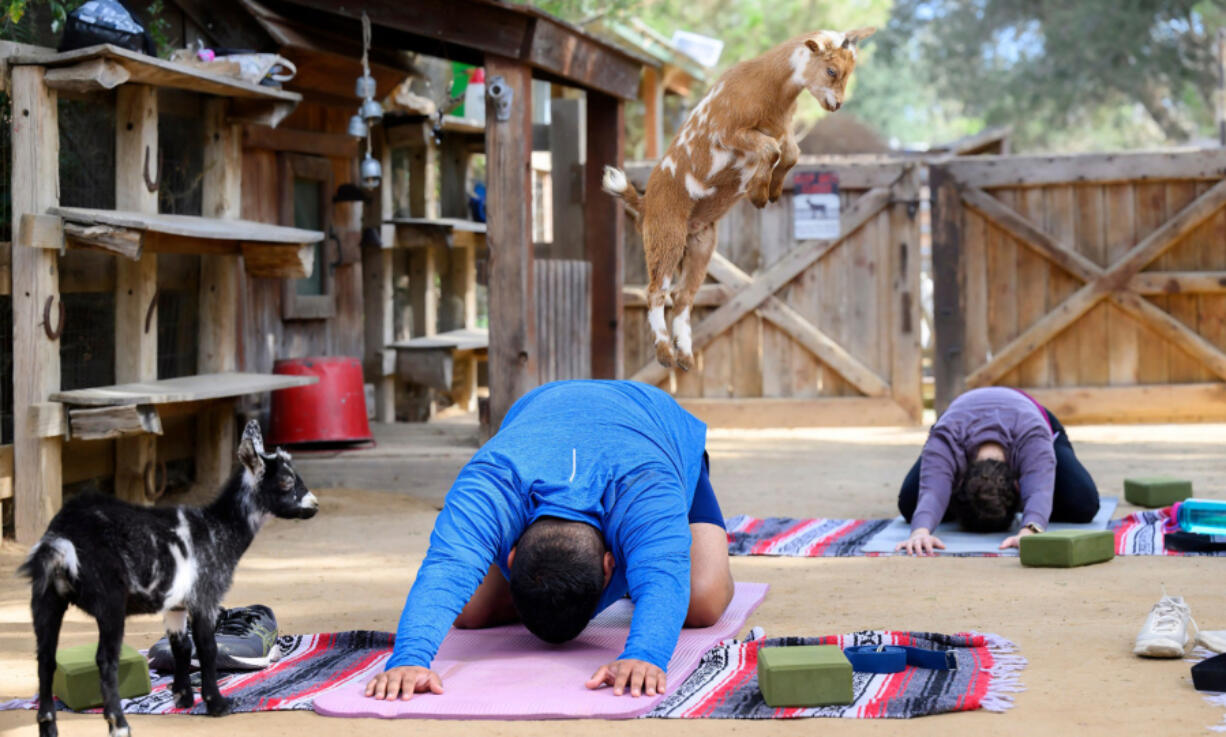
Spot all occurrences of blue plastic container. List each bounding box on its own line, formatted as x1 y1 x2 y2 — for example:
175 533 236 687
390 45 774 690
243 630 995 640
1176 499 1226 535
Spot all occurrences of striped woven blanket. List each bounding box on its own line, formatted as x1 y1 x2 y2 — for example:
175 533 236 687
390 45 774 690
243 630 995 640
726 507 1225 558
646 628 1024 719
2 628 1021 721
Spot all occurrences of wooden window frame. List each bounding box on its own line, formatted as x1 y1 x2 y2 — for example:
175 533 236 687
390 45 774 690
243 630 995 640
279 152 336 321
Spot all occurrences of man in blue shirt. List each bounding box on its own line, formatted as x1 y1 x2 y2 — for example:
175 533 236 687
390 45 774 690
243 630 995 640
365 380 734 700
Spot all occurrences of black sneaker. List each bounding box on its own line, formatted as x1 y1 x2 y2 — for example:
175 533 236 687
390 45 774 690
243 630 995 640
147 605 281 672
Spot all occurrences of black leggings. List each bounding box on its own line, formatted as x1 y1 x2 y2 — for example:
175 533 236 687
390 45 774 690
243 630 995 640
898 408 1100 525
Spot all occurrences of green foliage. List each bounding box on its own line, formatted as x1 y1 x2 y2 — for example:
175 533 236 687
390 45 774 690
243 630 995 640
874 0 1226 150
2 0 84 41
145 0 171 57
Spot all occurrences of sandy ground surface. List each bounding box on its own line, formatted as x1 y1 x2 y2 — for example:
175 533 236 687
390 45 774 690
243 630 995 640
2 419 1225 736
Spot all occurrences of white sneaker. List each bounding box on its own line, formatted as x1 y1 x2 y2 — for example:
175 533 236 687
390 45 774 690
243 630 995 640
1134 594 1196 658
1197 630 1226 654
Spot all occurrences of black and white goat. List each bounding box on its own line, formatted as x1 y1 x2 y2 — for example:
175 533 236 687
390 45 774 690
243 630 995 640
18 421 318 737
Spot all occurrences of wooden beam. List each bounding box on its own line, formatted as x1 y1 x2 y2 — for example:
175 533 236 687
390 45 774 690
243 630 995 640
549 98 585 260
241 124 359 158
939 149 1226 189
623 159 910 193
641 66 664 160
960 185 1100 283
17 213 64 251
1107 178 1226 290
197 98 242 495
11 65 63 544
888 165 924 423
485 56 538 431
929 165 966 414
0 445 12 501
69 404 163 441
1110 291 1226 382
631 187 892 386
114 84 159 506
397 348 454 393
408 244 438 337
586 92 624 379
623 284 730 307
30 403 68 439
43 57 130 93
64 223 142 259
704 253 892 398
240 243 315 278
677 397 914 428
364 130 396 423
1129 271 1226 295
1024 383 1226 424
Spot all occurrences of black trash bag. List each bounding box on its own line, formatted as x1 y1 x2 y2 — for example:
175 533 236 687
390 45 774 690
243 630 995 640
59 0 156 55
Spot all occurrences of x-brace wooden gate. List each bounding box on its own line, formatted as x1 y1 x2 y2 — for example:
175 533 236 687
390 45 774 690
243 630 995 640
622 160 923 427
932 150 1226 422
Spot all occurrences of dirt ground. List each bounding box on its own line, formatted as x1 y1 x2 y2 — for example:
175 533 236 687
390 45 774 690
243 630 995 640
2 419 1225 736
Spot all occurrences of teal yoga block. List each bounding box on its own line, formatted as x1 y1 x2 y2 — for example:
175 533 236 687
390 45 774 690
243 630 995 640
53 643 151 711
757 645 853 707
1020 529 1115 568
1124 477 1192 508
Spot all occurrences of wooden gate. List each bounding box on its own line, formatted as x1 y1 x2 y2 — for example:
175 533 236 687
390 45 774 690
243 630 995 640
931 150 1226 422
622 159 923 427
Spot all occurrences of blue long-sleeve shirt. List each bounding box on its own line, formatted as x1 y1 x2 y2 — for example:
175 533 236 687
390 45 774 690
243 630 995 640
386 380 708 672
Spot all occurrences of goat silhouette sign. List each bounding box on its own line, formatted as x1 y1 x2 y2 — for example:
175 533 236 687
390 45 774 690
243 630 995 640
794 171 840 240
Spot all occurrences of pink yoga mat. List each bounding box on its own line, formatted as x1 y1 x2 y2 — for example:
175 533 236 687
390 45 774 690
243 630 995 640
312 581 768 720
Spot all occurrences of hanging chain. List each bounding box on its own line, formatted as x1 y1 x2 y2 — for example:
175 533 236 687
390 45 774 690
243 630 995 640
362 11 373 157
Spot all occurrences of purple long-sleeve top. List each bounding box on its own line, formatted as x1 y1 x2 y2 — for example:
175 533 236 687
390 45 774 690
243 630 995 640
912 387 1056 533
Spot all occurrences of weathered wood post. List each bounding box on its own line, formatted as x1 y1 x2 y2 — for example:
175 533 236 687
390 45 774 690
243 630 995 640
114 85 159 504
11 65 62 543
930 164 966 416
484 57 538 432
197 98 242 491
585 91 625 379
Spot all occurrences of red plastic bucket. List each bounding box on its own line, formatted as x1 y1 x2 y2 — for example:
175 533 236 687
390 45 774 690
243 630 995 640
267 356 373 446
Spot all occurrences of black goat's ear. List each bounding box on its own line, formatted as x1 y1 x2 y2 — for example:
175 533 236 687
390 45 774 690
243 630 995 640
237 420 266 478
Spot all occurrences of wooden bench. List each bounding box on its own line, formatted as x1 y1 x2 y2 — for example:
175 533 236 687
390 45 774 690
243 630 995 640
389 328 488 415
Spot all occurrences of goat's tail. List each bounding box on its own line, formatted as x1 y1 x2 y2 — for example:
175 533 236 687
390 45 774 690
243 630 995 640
602 166 643 223
18 537 79 597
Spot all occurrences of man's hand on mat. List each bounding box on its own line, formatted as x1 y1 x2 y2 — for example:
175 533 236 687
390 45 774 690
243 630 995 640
999 527 1038 550
586 659 666 697
365 666 444 700
896 528 946 556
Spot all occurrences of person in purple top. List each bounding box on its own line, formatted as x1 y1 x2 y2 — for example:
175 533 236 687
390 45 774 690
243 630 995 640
896 387 1100 555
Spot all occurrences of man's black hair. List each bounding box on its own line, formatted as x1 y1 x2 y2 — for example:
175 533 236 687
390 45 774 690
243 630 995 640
951 458 1020 532
509 517 608 644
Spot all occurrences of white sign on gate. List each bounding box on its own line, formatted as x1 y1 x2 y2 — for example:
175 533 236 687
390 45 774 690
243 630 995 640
793 170 840 240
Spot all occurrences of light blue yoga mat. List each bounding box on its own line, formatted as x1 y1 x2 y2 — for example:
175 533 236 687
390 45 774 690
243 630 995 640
860 496 1119 555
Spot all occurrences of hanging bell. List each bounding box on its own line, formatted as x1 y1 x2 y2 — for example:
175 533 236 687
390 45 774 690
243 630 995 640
360 97 384 123
359 153 382 190
347 113 368 138
355 74 377 99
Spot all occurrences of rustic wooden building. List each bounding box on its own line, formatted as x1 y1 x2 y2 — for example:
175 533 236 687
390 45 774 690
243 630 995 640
1 0 646 542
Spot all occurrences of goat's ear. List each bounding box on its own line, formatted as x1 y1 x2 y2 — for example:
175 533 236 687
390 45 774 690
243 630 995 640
843 27 877 47
237 420 266 477
804 38 826 55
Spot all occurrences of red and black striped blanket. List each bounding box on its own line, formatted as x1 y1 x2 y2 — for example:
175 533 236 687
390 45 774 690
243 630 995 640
727 507 1224 557
2 629 1023 720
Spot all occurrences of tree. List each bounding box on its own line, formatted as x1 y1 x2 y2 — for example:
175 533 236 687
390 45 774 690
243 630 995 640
874 0 1226 148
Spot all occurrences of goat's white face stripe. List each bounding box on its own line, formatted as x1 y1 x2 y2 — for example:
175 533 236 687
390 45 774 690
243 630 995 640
822 88 838 109
685 173 716 200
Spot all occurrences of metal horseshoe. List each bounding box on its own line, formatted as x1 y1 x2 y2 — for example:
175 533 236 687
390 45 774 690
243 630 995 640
143 145 161 192
144 290 158 334
144 460 168 502
42 295 64 340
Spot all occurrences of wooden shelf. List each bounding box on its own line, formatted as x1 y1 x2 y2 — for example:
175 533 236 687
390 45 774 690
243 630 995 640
44 207 322 278
50 372 317 407
11 44 301 126
387 218 486 250
390 328 489 354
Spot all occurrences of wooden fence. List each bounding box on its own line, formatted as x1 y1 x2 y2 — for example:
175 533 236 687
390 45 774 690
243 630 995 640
931 150 1226 423
621 158 924 426
536 259 592 383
